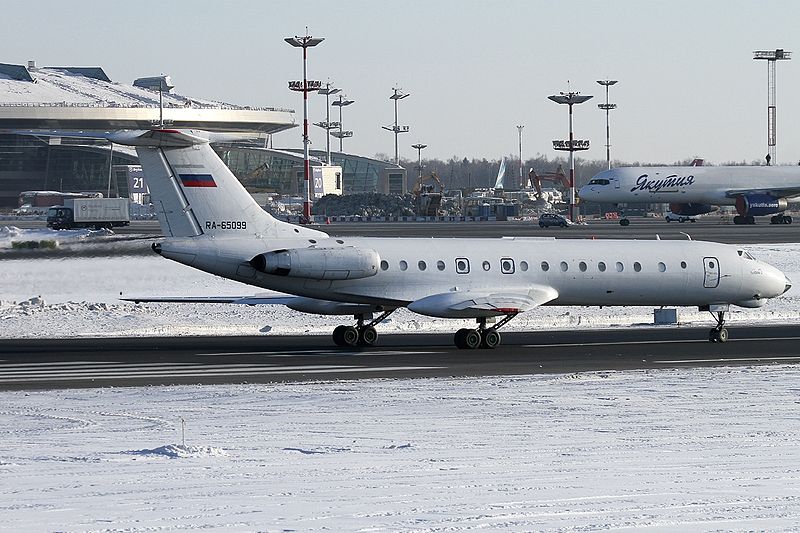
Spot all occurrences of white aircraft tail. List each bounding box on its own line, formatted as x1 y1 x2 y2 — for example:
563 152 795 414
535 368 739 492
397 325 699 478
128 130 325 240
494 157 506 189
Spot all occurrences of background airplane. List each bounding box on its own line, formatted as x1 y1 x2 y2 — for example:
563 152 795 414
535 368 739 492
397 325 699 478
579 165 800 226
54 129 791 347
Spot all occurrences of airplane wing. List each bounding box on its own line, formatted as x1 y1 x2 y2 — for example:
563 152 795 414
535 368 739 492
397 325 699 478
120 294 386 315
121 295 295 305
408 285 559 318
725 186 800 200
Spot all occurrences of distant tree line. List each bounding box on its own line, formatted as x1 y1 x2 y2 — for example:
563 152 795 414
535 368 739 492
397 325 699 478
372 152 770 191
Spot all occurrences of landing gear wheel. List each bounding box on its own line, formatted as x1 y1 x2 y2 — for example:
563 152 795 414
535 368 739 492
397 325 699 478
619 218 630 226
332 325 348 346
481 329 501 349
341 326 359 346
706 310 729 343
464 329 482 349
454 328 470 349
709 327 728 343
359 325 378 346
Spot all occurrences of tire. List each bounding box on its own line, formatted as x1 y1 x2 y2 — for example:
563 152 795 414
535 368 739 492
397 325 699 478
454 328 470 349
481 329 501 349
342 326 359 346
786 216 793 224
717 328 729 343
679 218 685 223
620 219 630 227
665 218 671 223
332 325 348 346
464 329 482 349
359 326 378 346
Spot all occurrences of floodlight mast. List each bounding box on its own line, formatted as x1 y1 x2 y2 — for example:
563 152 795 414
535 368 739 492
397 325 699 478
412 143 427 180
548 91 593 222
753 49 791 165
286 32 324 222
382 88 410 165
315 82 341 165
517 125 524 188
331 94 354 152
596 79 618 170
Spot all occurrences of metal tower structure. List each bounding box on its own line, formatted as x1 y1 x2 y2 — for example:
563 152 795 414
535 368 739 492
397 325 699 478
516 125 524 188
315 82 341 165
753 49 791 165
331 94 354 152
382 88 410 165
596 79 618 170
548 91 593 222
286 32 324 221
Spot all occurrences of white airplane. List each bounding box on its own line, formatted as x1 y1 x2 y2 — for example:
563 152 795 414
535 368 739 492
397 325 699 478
579 165 800 226
106 129 789 346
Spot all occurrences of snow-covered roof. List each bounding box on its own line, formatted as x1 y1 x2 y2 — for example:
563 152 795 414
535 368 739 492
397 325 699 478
0 62 280 111
0 62 296 134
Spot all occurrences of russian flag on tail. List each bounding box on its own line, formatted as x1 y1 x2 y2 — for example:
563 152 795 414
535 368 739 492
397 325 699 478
179 174 217 188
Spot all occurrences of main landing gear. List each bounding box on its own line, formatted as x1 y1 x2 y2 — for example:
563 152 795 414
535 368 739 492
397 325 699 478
771 214 792 225
708 309 729 343
454 313 518 349
332 311 394 347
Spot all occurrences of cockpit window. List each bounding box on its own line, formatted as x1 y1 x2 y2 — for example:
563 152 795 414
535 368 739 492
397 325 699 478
737 250 756 260
587 178 610 186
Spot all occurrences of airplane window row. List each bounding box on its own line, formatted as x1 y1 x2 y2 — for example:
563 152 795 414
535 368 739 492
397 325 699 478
380 258 690 274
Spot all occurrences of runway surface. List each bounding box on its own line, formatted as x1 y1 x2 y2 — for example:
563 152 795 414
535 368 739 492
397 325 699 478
6 217 800 244
2 325 800 390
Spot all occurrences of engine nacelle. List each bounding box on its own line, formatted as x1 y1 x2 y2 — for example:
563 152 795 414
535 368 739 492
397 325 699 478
668 203 717 216
735 194 788 217
250 246 380 280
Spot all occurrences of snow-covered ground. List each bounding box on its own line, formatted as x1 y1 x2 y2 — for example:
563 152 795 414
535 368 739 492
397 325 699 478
4 368 800 531
4 228 800 531
0 226 798 338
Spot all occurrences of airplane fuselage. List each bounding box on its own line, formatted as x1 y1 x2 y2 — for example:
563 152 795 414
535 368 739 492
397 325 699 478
579 166 800 205
159 235 787 313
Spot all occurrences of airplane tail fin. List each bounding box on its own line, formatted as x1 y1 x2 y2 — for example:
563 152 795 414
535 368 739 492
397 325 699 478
125 130 326 240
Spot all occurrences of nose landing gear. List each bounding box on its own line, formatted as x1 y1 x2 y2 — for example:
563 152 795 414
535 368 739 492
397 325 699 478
708 309 729 343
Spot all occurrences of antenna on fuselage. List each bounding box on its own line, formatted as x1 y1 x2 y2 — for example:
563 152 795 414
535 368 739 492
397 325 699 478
679 232 692 241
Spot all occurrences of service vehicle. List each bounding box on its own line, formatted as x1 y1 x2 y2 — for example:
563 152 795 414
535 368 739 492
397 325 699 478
47 198 130 229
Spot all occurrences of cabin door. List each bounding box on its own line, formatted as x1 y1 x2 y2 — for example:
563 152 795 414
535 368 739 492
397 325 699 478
703 257 720 288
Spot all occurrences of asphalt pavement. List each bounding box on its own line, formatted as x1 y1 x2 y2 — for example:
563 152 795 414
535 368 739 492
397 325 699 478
2 326 800 390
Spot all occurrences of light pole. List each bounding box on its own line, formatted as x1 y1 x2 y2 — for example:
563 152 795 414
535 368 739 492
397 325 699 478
516 125 524 188
548 91 593 222
331 94 354 152
285 32 323 222
382 88 410 165
596 79 618 170
754 49 791 164
315 82 341 165
412 143 427 181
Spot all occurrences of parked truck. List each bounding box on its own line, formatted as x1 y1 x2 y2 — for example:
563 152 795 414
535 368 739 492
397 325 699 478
46 198 130 230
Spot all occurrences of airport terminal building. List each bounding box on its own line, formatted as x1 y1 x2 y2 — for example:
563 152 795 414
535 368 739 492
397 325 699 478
0 61 405 207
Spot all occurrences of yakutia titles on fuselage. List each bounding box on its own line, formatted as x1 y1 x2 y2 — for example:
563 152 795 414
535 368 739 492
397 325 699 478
579 165 800 224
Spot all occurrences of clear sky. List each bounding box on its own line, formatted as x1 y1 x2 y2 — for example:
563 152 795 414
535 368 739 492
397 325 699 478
4 0 800 165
